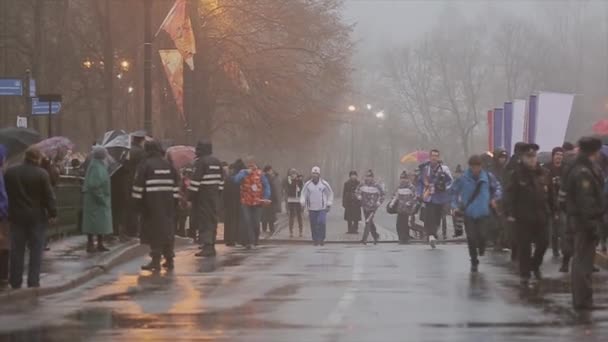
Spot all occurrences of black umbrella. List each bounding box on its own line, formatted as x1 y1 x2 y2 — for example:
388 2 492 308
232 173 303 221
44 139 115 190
0 127 42 159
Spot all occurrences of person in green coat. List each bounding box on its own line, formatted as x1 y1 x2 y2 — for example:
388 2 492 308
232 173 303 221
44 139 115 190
82 146 113 253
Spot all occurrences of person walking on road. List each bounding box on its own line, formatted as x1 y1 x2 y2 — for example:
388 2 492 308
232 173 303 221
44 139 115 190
503 143 551 285
233 156 271 249
223 160 244 246
82 146 112 253
388 171 417 244
284 168 304 237
261 165 279 234
5 146 57 289
357 170 385 245
503 142 527 262
301 166 334 246
544 147 567 260
450 155 501 272
417 149 453 248
564 137 604 310
188 141 224 257
132 141 180 271
342 171 362 234
0 145 9 287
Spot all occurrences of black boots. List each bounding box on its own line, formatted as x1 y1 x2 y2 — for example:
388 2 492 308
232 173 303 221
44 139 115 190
141 256 161 271
162 258 174 270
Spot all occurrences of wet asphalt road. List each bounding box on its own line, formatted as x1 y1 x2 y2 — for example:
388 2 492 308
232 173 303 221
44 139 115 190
1 240 607 342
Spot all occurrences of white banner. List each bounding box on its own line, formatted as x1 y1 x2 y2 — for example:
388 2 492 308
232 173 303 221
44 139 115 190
534 92 574 152
511 99 526 148
16 116 27 128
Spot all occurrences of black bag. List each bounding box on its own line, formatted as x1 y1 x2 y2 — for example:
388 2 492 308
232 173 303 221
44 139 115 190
434 164 448 193
386 199 398 215
454 181 484 237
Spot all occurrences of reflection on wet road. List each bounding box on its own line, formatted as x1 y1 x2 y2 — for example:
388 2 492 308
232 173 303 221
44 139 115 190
0 244 607 341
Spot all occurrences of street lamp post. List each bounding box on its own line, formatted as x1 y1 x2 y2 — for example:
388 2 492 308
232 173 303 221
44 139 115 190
348 105 357 170
143 0 152 134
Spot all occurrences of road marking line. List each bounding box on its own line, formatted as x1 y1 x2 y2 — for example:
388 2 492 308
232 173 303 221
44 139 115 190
326 251 363 326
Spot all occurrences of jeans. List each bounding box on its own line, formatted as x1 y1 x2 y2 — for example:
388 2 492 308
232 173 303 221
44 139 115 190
288 203 303 233
241 206 262 246
10 222 46 288
396 213 410 243
464 216 488 264
309 210 327 242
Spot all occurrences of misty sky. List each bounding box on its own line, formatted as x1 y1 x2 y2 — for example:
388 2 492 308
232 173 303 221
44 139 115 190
342 0 536 59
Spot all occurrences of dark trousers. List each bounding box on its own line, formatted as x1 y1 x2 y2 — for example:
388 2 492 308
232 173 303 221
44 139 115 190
396 213 410 243
464 216 488 264
176 208 189 237
423 202 444 238
0 250 8 282
241 206 262 246
362 210 378 243
288 203 303 233
441 213 448 239
125 198 141 237
347 220 359 234
516 222 548 278
150 237 175 260
571 228 598 309
9 223 46 288
198 199 218 246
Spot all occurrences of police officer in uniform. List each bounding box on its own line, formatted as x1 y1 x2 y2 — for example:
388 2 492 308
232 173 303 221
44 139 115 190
504 143 551 284
132 141 180 271
188 141 224 257
564 137 604 310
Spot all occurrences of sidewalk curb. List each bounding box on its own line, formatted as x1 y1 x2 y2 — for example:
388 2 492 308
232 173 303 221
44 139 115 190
1 237 192 302
260 239 468 245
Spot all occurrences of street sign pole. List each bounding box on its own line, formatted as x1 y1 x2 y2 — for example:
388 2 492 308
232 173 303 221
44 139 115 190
38 94 62 138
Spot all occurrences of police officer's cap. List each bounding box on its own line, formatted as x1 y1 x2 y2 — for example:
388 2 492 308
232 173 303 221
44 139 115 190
578 136 602 154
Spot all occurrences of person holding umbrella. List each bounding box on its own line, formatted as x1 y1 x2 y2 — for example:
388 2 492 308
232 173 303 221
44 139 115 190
81 146 112 253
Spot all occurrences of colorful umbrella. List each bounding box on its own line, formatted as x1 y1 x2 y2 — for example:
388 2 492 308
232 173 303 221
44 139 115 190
400 150 429 164
35 136 74 160
166 145 195 170
0 128 42 159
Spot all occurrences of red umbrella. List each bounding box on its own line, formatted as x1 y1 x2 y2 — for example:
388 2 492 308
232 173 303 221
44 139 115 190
592 119 608 135
166 145 195 170
35 136 74 160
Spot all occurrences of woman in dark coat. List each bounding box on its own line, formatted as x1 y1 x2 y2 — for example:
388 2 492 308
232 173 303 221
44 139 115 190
223 159 244 246
342 171 362 234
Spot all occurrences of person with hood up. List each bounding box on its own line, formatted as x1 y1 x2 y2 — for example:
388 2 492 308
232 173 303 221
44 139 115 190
357 170 385 245
389 170 417 244
223 160 245 246
451 155 502 272
82 146 112 253
132 141 180 271
301 166 334 246
283 168 304 237
0 145 9 287
233 156 271 248
124 130 147 238
5 146 56 288
188 141 224 257
342 170 362 234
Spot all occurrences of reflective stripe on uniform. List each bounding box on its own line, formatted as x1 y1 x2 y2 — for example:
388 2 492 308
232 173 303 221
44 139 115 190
132 186 144 193
189 180 201 186
146 179 174 185
173 193 181 199
203 174 222 180
188 186 199 192
209 165 221 170
146 186 175 192
154 169 171 175
132 193 143 199
201 180 224 185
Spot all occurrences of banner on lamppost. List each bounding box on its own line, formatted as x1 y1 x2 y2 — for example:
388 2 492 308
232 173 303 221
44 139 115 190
157 0 196 70
159 49 185 122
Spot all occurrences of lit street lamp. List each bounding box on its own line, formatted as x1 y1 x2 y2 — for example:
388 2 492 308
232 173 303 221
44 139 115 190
366 104 372 110
348 105 357 112
375 111 385 119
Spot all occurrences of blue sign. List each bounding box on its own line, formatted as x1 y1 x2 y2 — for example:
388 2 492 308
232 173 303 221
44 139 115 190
29 79 36 97
32 97 61 115
0 79 23 96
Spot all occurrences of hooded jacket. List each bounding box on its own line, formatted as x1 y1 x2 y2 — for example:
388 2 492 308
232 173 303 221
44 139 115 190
188 141 224 201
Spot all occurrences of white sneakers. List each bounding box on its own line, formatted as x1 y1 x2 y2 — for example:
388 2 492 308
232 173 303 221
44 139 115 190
429 236 437 249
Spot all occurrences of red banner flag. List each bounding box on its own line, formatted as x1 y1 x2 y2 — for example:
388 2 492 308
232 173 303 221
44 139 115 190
159 49 185 122
157 0 196 70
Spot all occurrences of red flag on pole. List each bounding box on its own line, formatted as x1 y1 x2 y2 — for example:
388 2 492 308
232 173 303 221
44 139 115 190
157 0 196 70
159 49 185 122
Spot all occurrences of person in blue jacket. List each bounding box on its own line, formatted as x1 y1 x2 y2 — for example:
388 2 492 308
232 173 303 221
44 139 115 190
451 154 501 273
